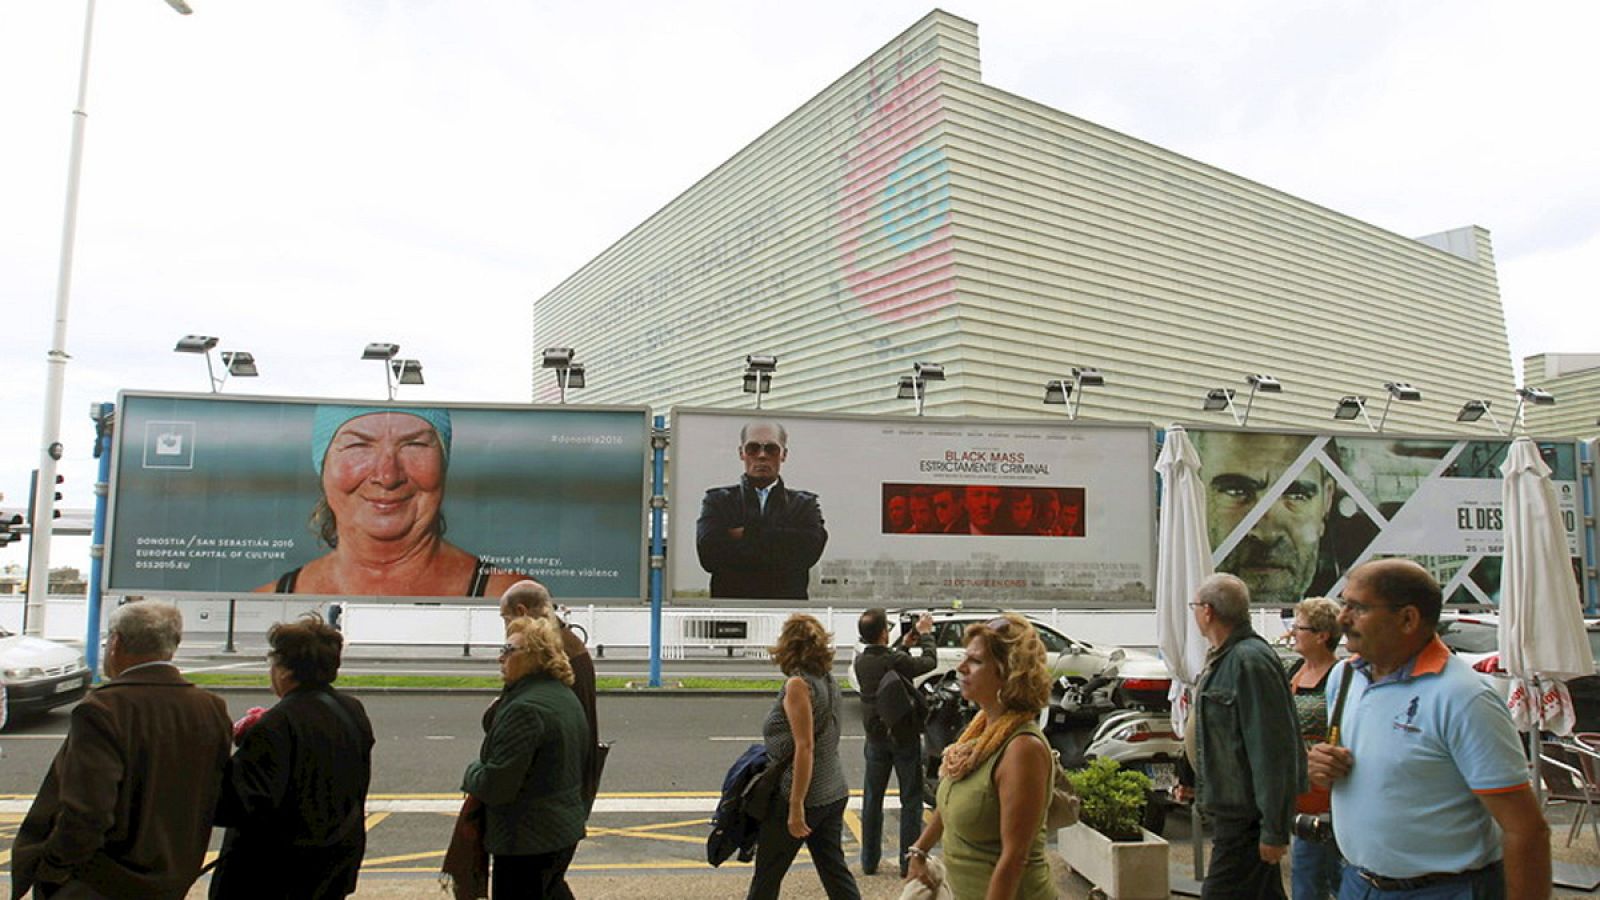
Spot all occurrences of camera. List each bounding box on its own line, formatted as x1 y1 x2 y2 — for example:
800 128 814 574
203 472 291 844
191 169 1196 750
1291 813 1334 843
898 613 917 639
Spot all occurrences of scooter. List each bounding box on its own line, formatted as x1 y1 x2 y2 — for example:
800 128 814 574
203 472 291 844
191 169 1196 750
918 669 974 807
1040 651 1183 834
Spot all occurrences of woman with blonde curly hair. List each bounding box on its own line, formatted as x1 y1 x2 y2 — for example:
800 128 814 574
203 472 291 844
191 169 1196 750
746 614 861 900
905 613 1055 899
462 615 587 899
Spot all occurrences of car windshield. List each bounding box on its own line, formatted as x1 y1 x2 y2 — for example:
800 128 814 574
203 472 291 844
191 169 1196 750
1589 629 1600 665
1437 619 1498 654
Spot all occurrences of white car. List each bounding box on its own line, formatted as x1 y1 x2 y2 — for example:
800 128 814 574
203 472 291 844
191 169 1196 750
846 610 1172 709
1 626 92 722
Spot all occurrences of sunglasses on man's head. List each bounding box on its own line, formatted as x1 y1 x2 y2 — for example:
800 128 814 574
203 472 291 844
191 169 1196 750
743 442 783 456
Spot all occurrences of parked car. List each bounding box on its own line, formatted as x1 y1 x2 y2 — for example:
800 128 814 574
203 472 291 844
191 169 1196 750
0 626 91 723
1436 613 1600 733
845 609 1173 709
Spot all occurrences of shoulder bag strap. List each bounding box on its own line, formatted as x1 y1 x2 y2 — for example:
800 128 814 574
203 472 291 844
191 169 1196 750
1326 663 1357 746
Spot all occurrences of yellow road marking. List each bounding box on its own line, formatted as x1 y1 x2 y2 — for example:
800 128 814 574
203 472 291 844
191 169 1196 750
364 811 391 831
843 809 862 843
363 849 446 866
584 827 708 846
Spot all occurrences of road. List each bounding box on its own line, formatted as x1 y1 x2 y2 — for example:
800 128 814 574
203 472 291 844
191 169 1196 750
0 689 926 881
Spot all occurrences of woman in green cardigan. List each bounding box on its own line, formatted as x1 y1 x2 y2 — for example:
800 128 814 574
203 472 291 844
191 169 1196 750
463 615 589 899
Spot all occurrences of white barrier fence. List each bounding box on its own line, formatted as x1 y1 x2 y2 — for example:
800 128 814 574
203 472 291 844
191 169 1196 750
2 597 1290 660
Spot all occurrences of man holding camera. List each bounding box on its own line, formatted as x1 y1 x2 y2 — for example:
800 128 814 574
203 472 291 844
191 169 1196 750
1188 573 1303 898
1309 559 1549 898
852 609 936 877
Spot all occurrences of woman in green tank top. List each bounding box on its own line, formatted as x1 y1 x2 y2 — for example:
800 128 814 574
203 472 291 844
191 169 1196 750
904 613 1057 899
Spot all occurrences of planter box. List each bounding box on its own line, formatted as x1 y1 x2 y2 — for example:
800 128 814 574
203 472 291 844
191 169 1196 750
1057 823 1169 899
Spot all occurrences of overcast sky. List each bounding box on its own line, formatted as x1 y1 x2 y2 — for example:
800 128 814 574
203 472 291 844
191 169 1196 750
3 1 1596 573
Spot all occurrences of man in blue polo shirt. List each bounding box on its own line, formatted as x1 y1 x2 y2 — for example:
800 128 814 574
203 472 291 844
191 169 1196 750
1309 559 1550 899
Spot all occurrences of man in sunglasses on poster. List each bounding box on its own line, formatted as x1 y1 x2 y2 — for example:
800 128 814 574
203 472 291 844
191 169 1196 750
696 421 828 600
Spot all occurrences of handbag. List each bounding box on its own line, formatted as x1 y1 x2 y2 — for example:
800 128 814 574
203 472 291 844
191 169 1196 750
439 794 489 900
897 854 956 900
1045 749 1081 830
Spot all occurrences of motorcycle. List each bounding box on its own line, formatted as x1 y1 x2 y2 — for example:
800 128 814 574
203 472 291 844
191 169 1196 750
1040 651 1183 834
918 669 972 807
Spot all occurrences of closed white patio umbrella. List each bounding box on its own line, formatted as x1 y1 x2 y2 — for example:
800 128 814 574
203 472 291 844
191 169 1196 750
1154 425 1213 738
1499 436 1592 735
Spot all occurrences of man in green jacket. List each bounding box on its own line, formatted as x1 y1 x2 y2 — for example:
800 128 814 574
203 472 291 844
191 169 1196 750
1190 573 1304 898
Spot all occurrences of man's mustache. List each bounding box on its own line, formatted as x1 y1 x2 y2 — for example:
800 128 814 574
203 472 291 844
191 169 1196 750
1225 536 1302 569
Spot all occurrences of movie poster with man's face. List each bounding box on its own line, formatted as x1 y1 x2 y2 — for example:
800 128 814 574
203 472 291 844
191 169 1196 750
107 392 649 601
669 409 1157 607
1187 427 1583 608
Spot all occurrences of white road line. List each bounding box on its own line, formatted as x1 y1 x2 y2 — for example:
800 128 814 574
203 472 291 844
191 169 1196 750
181 661 261 673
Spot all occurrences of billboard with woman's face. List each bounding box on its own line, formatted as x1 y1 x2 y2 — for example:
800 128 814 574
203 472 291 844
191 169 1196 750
107 392 649 601
669 409 1157 607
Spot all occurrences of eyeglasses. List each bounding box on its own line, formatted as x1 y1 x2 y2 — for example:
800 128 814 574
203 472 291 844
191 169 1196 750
1187 601 1212 610
742 441 783 457
1338 597 1398 616
1288 625 1318 633
498 642 520 657
984 616 1011 633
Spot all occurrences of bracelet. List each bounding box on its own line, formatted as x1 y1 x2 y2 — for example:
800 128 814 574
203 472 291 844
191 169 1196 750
904 846 930 861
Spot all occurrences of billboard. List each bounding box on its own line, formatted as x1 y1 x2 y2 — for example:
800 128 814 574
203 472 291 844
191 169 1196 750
670 409 1156 607
1187 427 1583 607
108 393 649 601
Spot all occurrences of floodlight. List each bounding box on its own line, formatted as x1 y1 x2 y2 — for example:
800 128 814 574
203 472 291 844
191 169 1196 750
390 359 424 386
176 335 255 392
1377 381 1422 432
543 348 583 402
1043 380 1071 406
897 375 919 401
362 342 399 361
1456 400 1490 423
220 351 258 378
900 363 941 415
1247 374 1282 393
1511 385 1556 433
1333 396 1373 430
745 354 778 372
1203 388 1235 412
1516 386 1555 406
1072 367 1105 388
174 335 218 353
914 362 945 381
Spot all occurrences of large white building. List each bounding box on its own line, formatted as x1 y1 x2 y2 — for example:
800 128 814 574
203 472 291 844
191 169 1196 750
534 10 1513 433
1522 353 1600 437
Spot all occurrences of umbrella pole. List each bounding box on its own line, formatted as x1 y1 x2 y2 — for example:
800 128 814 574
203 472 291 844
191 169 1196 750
1528 730 1545 807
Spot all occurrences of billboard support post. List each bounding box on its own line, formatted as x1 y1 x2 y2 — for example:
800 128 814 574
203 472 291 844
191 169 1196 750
86 402 114 682
224 599 237 653
649 416 667 688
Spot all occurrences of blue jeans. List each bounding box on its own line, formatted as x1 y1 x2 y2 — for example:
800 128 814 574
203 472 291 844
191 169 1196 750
1291 836 1343 900
859 737 924 875
1336 861 1504 900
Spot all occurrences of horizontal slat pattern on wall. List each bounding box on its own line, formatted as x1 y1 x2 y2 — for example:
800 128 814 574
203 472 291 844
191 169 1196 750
535 10 1516 433
1522 355 1600 437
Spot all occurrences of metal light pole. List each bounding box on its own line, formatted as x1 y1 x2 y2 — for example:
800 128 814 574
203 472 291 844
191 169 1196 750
27 0 192 635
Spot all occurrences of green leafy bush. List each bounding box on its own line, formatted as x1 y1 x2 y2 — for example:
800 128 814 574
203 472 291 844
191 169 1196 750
1067 758 1152 840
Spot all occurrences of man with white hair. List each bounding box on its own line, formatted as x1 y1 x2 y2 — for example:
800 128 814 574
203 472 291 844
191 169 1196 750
501 580 600 809
12 601 231 899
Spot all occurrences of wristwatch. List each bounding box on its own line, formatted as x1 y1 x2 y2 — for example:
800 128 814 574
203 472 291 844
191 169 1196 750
904 846 930 862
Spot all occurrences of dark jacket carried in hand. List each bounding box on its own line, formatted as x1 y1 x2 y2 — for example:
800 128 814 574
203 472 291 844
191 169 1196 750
11 663 232 900
1193 624 1305 845
559 621 603 810
210 685 375 899
696 475 827 600
707 742 772 867
853 633 937 745
463 673 588 856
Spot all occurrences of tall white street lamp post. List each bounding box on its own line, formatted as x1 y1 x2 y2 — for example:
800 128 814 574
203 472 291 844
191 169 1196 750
27 0 192 634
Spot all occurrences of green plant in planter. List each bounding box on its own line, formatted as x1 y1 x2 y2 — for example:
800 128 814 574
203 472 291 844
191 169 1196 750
1067 758 1152 841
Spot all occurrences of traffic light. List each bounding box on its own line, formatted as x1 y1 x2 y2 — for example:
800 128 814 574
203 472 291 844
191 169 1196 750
27 470 64 525
0 513 21 547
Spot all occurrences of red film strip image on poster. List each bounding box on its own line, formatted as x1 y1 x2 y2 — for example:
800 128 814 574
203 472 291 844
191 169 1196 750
881 484 1085 537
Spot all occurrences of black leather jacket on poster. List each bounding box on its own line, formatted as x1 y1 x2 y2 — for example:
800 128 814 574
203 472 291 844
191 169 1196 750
695 476 827 600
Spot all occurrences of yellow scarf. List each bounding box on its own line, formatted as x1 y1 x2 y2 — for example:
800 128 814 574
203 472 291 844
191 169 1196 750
939 709 1035 781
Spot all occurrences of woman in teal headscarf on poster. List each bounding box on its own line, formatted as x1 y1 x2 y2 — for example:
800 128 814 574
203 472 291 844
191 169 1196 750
257 405 528 597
